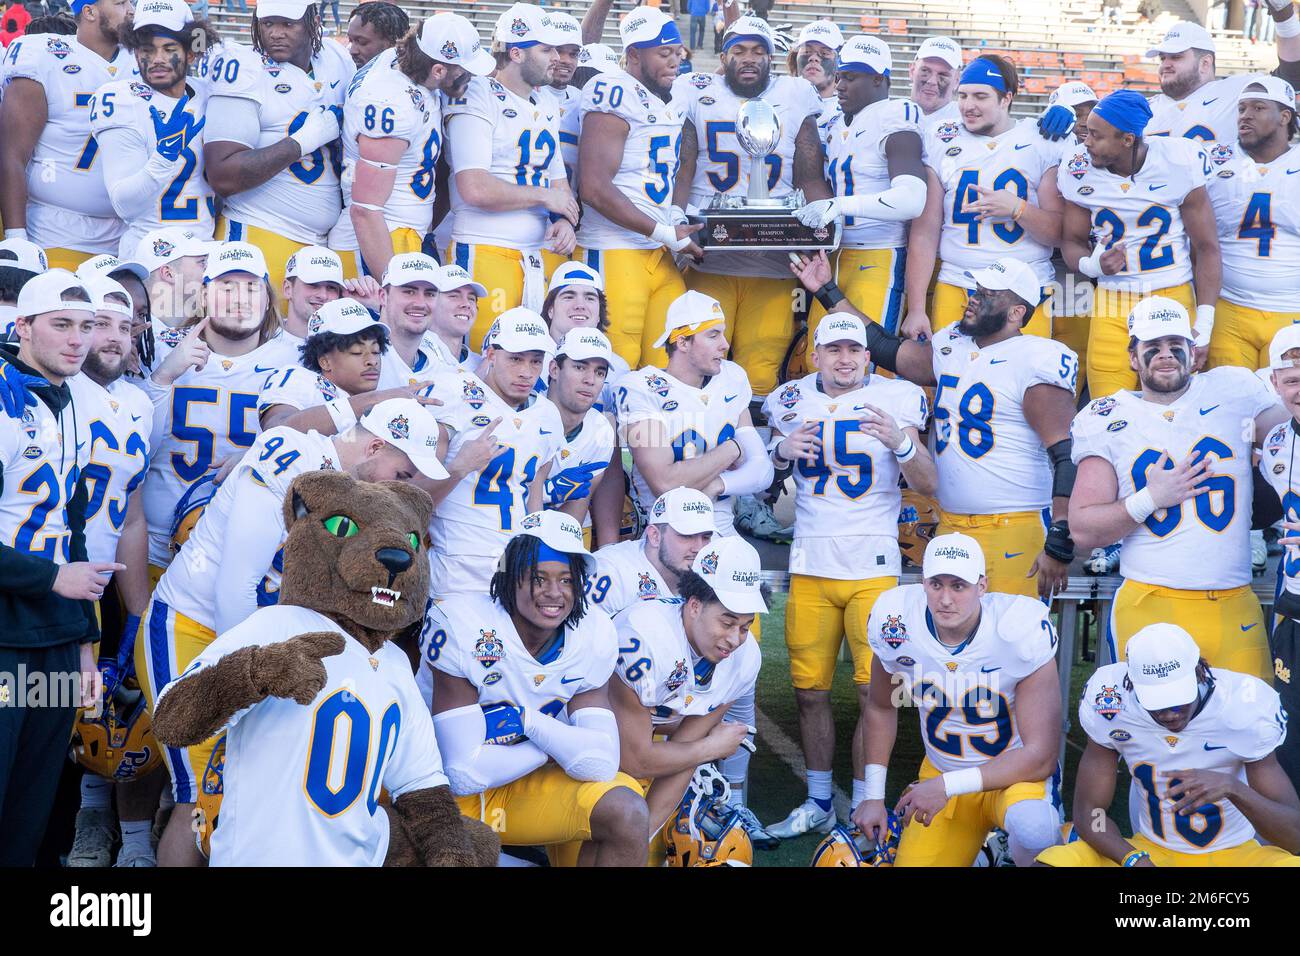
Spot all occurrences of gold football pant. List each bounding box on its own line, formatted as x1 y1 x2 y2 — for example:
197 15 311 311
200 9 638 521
576 246 686 370
449 242 568 351
1038 832 1300 866
1206 298 1300 371
786 574 897 689
936 509 1049 599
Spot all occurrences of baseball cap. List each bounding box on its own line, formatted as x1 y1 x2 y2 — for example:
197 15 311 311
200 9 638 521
515 509 598 574
381 252 440 288
554 327 613 365
723 15 774 54
1238 75 1298 111
204 242 269 283
838 34 892 76
813 312 868 348
1125 623 1201 711
285 246 345 287
254 0 316 20
653 290 727 349
914 36 963 69
419 13 495 75
306 297 384 338
1048 79 1099 108
548 261 604 295
1146 20 1215 57
551 11 582 48
488 308 555 356
620 7 682 51
494 3 567 48
87 276 133 319
16 269 94 319
796 20 844 50
133 0 192 32
922 533 985 584
358 398 449 480
431 264 487 297
964 259 1042 307
649 486 715 536
1267 324 1300 370
692 535 768 615
76 253 148 285
134 227 210 275
0 237 49 276
578 43 621 73
1126 296 1194 343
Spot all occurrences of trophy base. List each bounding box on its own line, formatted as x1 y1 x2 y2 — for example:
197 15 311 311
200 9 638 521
689 209 841 252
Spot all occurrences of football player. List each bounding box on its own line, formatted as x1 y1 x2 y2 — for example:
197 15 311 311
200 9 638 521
90 0 216 257
1057 90 1221 397
1205 78 1300 370
856 534 1063 867
279 244 344 343
202 0 355 295
609 535 764 840
0 237 49 340
795 35 926 342
902 55 1063 342
1069 297 1283 680
762 312 935 839
446 4 577 348
543 328 615 527
909 36 963 139
556 41 620 181
672 14 829 396
0 0 136 268
421 511 649 866
375 251 441 389
421 263 486 373
130 226 208 360
142 397 446 865
344 0 408 70
575 7 698 370
787 19 844 143
546 11 583 115
590 485 716 617
334 14 492 281
1038 624 1300 866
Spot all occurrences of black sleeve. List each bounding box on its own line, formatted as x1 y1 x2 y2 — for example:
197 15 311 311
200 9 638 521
1253 467 1285 531
65 469 99 643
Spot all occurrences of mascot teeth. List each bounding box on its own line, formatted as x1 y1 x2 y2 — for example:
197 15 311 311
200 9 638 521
371 587 400 608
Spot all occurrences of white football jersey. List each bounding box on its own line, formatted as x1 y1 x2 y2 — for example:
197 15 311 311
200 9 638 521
763 373 927 579
825 98 924 250
1147 73 1262 144
377 342 438 390
89 77 215 256
2 34 136 251
1057 136 1211 293
421 332 481 376
417 592 619 722
815 92 841 149
154 427 338 631
445 76 565 250
205 40 355 244
1206 141 1300 311
930 327 1078 515
161 604 447 867
589 538 679 617
1071 367 1276 589
920 100 960 150
868 584 1058 773
1080 662 1287 854
331 48 441 249
923 118 1062 288
612 598 760 729
545 408 614 510
0 394 92 563
139 334 300 567
1261 419 1300 597
574 69 683 251
66 375 152 567
257 365 346 417
616 361 753 535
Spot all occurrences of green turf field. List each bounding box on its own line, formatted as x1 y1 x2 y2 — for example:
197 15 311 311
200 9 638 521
745 593 1130 866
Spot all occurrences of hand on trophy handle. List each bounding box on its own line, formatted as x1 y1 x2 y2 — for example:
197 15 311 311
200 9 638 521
794 198 840 229
652 221 705 260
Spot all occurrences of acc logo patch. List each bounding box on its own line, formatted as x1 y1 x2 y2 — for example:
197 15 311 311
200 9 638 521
880 614 908 649
1217 170 1235 178
1093 684 1122 721
503 108 518 118
474 629 505 668
1108 729 1132 742
896 655 916 666
1276 463 1287 474
483 671 502 685
1106 420 1128 432
275 83 292 94
945 146 962 157
699 96 715 106
62 64 81 74
1078 186 1095 195
21 445 42 460
471 415 492 427
661 400 678 411
935 121 960 143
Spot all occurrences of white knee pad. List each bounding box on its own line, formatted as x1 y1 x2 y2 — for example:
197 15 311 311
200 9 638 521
1004 800 1061 867
719 690 756 798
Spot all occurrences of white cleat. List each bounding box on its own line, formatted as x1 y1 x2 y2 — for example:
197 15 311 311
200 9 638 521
734 495 793 544
113 845 157 867
728 803 781 850
66 808 117 868
766 800 837 840
1084 544 1121 576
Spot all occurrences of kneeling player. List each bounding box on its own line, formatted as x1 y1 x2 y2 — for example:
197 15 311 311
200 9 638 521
1039 624 1300 867
855 534 1063 866
421 511 649 866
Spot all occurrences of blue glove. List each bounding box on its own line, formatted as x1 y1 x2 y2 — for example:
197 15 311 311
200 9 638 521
0 353 45 419
151 94 205 162
1037 104 1076 142
482 701 527 746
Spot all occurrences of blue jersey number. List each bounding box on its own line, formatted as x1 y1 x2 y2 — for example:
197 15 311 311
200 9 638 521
473 446 540 530
1238 192 1274 257
73 93 100 170
303 690 402 817
83 420 149 531
795 419 875 499
1131 761 1223 847
1129 436 1235 537
12 462 79 560
933 376 994 459
515 129 556 187
410 127 440 200
169 388 259 483
952 168 1029 245
920 681 1013 758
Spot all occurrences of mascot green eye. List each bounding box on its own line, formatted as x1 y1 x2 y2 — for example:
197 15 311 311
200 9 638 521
323 515 359 538
408 533 420 550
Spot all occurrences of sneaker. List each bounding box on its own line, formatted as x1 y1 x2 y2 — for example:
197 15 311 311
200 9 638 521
766 799 836 839
113 845 157 867
734 495 793 544
728 803 780 851
972 828 1013 867
1251 529 1267 576
66 808 117 868
1084 544 1121 576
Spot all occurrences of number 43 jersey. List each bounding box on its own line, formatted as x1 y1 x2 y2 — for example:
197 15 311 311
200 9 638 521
1070 366 1276 591
867 584 1058 774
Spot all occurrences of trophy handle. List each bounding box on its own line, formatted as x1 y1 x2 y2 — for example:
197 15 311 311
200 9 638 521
746 154 769 203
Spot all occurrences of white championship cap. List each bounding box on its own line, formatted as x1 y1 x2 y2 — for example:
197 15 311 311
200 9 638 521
838 34 893 75
431 264 487 297
133 0 192 32
76 253 147 285
649 486 716 536
0 238 49 276
204 241 269 283
1127 296 1194 343
550 11 582 48
578 43 621 73
305 298 385 338
488 308 555 355
1238 75 1298 111
554 327 614 365
135 227 209 275
620 6 682 50
255 0 316 20
1268 324 1300 370
723 15 775 53
1125 623 1201 711
813 312 868 348
358 398 449 480
914 35 963 69
515 509 598 574
653 290 726 349
495 3 567 47
1048 79 1099 108
922 533 986 584
796 20 844 50
1146 20 1216 57
87 276 134 319
692 535 768 614
419 13 496 74
964 258 1042 306
381 252 441 288
285 246 345 287
16 269 94 319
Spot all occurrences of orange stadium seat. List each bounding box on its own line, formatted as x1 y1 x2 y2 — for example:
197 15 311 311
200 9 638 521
887 18 908 35
859 14 880 31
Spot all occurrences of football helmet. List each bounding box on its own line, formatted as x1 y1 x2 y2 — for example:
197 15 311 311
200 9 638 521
897 489 940 568
810 816 902 867
171 471 218 552
194 732 226 859
70 640 162 782
663 766 753 867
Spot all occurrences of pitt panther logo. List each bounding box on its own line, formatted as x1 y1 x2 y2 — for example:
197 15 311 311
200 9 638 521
665 659 688 693
475 630 505 668
1093 685 1122 721
1209 142 1234 166
646 373 671 398
440 40 459 59
387 415 410 441
637 572 658 599
777 383 801 409
463 380 486 408
935 121 960 143
880 615 908 649
113 748 155 781
1066 152 1089 180
699 551 720 575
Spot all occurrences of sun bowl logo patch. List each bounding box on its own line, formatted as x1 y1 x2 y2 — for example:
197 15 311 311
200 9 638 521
664 659 688 692
521 513 542 530
1066 152 1089 180
880 614 908 649
777 383 801 409
47 37 72 58
1209 142 1234 166
317 377 339 401
1093 685 1122 721
386 414 410 441
690 72 712 89
440 39 459 59
307 313 326 335
651 497 666 519
637 572 659 599
646 373 671 398
510 16 528 36
1091 396 1117 417
935 121 959 143
152 238 175 259
474 629 505 668
463 380 486 408
158 326 186 348
699 550 720 575
636 85 650 108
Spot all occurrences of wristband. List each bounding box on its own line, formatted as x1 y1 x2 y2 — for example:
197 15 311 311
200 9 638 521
1122 849 1151 867
1277 11 1300 36
1124 487 1157 523
893 435 917 463
651 221 689 251
1012 198 1028 221
864 763 887 801
1193 303 1215 347
1077 247 1105 279
325 398 357 432
813 280 847 311
3 228 27 240
1044 519 1075 563
941 767 983 797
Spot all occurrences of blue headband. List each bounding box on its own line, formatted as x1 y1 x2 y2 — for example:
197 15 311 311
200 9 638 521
1092 90 1153 137
535 541 573 565
959 58 1008 93
70 0 95 13
627 20 683 49
722 32 772 54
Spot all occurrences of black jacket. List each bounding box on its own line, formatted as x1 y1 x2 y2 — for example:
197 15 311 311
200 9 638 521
0 347 98 649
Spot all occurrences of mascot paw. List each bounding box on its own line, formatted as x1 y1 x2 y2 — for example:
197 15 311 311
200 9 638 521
251 631 346 705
